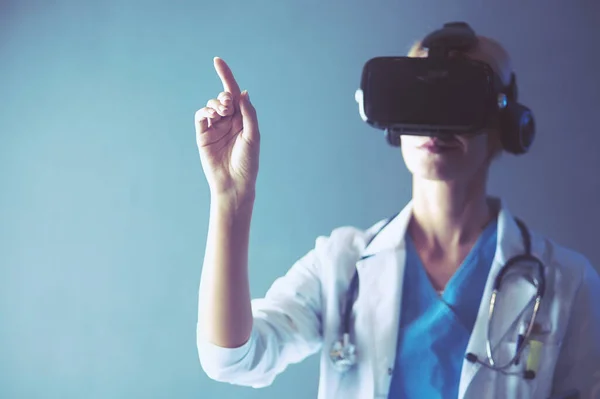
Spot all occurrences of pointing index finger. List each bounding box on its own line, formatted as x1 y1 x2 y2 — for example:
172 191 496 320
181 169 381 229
214 57 242 100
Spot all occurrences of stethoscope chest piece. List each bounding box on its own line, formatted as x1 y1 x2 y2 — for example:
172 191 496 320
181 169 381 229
329 333 357 372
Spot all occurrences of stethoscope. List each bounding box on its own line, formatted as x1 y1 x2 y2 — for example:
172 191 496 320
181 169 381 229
329 214 547 380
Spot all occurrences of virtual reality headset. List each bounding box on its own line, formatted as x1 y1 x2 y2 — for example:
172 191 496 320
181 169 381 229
355 22 535 155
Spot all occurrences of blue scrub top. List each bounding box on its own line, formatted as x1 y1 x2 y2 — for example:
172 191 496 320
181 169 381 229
387 220 498 399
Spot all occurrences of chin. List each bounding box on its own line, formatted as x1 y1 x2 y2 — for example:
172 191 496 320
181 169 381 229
410 165 465 182
401 141 491 183
402 152 465 182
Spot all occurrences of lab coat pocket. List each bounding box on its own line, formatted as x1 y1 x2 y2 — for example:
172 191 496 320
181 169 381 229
495 340 562 399
523 340 563 399
489 341 534 399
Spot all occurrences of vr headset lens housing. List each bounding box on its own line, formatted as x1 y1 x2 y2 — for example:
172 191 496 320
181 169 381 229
356 21 535 154
359 56 505 135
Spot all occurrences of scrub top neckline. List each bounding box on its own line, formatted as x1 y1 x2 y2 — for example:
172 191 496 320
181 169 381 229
405 218 499 302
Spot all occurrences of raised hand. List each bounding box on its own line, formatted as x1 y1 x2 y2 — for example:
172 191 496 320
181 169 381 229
195 57 260 206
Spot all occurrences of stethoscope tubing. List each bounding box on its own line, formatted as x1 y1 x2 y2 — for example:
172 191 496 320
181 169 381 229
331 214 547 379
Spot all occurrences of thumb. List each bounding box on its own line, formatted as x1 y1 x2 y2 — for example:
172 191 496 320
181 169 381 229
239 90 259 142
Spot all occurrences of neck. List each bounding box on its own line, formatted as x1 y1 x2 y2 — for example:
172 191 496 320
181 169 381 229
409 174 495 254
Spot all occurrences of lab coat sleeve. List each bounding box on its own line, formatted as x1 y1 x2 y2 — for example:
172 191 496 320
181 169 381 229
197 242 325 388
551 261 600 399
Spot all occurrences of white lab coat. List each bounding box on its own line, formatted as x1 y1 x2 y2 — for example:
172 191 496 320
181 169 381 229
197 197 600 399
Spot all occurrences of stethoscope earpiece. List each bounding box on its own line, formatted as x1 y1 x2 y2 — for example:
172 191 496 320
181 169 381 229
465 352 537 380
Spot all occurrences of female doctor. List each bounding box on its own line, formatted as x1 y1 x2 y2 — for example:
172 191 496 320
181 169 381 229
194 28 600 399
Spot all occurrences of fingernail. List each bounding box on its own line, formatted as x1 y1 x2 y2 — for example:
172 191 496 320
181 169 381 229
243 90 250 100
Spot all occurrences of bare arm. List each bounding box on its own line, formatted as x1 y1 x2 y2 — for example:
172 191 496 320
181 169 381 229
198 194 255 348
194 57 260 349
194 58 322 387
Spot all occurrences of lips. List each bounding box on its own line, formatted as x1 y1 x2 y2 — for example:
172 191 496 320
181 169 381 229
418 137 460 153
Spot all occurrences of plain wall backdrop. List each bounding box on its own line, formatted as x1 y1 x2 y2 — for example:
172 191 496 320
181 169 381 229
1 0 599 398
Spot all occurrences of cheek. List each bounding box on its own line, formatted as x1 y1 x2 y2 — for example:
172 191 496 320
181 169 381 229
400 135 419 147
464 135 493 167
486 129 503 157
399 138 423 168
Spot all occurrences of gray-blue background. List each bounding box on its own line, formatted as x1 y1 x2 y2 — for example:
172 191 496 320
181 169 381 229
1 0 599 398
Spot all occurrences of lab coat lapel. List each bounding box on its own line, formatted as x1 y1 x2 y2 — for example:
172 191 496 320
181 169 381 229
356 249 406 395
459 201 538 398
355 202 413 396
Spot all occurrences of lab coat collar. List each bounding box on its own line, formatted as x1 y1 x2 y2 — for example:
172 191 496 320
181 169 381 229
355 196 538 398
362 196 525 259
361 199 414 257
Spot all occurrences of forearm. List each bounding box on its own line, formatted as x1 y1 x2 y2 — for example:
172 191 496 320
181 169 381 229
198 194 255 348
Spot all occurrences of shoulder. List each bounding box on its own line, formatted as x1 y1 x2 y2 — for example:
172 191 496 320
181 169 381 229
498 194 598 291
534 230 599 289
530 229 600 312
311 217 391 265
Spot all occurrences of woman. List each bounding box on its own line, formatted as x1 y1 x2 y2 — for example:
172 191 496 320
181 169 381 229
194 27 600 399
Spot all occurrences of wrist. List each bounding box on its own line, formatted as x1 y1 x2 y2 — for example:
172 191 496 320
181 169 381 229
210 190 256 218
